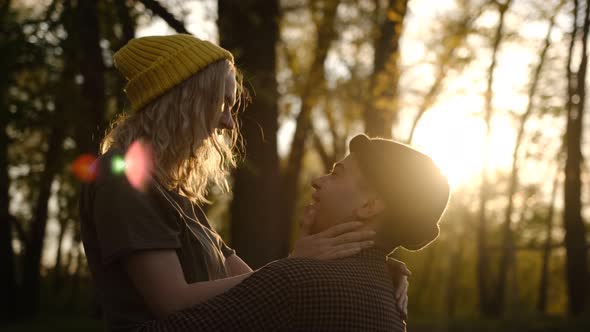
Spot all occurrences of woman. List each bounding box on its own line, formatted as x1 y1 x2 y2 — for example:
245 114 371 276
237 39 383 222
78 34 408 332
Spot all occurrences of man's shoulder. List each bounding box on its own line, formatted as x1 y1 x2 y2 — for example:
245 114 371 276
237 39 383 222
255 257 319 280
261 257 320 274
259 256 359 287
263 257 405 332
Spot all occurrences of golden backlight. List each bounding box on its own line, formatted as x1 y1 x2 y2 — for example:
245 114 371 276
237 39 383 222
411 108 515 189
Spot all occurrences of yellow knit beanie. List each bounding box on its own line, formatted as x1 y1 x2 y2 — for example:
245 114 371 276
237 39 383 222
113 34 234 112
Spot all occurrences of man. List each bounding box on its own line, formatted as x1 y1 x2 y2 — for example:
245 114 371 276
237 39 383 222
138 134 450 331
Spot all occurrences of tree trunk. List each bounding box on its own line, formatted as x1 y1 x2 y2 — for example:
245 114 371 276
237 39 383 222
219 0 283 268
280 0 340 260
406 59 447 144
310 94 347 173
477 0 511 317
20 31 75 310
21 121 67 315
416 247 436 307
446 238 464 320
495 6 558 316
538 164 560 313
76 0 107 156
407 4 484 143
21 0 106 314
116 0 136 45
53 212 69 292
506 201 529 316
0 1 18 320
113 0 136 114
138 0 189 34
67 228 83 307
563 0 590 316
364 0 408 138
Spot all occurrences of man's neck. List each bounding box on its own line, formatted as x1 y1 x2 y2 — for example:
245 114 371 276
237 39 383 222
356 246 391 260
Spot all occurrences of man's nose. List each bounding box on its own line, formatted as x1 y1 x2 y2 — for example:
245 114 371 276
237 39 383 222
312 177 321 190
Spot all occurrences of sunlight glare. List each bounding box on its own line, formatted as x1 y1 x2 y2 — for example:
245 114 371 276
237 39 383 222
412 108 515 189
124 140 154 191
71 154 98 183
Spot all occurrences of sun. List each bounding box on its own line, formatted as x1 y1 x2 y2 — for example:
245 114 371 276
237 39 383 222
410 107 515 189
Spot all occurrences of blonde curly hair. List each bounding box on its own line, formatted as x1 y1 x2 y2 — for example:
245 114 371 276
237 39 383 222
100 59 244 204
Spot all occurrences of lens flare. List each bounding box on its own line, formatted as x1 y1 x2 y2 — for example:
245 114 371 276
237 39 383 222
71 154 97 182
124 140 154 191
111 155 126 175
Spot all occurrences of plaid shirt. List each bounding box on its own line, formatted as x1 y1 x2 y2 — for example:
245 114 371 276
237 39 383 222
138 247 406 331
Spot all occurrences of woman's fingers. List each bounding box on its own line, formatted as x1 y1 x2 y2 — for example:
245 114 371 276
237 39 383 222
394 276 409 300
387 258 412 277
320 247 362 260
318 221 364 238
333 241 375 253
386 258 409 318
399 295 408 320
330 229 376 246
292 214 377 260
318 241 374 260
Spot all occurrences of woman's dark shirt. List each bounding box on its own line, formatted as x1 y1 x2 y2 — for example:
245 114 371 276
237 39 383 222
78 148 235 332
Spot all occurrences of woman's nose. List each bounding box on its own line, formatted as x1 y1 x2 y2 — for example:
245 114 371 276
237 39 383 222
219 111 234 130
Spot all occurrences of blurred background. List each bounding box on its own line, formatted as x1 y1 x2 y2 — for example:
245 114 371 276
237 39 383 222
2 0 590 331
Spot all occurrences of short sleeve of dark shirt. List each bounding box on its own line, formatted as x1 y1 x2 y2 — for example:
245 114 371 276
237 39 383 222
92 150 181 265
219 233 235 258
80 148 238 332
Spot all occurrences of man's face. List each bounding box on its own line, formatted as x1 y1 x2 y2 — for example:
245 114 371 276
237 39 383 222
310 153 376 234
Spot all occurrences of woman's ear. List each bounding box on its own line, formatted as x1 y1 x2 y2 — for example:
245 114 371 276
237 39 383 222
356 196 385 220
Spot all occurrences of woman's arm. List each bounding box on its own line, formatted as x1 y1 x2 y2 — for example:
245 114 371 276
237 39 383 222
126 208 375 319
124 249 253 319
225 254 254 275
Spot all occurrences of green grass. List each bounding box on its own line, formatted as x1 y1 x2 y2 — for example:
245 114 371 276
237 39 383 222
409 315 590 332
4 314 590 332
3 315 102 332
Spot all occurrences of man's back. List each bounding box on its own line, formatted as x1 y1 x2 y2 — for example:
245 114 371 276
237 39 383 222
139 247 406 331
287 247 405 331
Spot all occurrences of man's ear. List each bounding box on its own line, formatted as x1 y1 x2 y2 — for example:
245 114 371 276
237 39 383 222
356 196 385 220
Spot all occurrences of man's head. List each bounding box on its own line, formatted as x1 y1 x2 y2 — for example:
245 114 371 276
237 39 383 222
310 134 450 252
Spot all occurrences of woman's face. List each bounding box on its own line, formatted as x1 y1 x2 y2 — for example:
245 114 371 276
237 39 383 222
217 71 236 131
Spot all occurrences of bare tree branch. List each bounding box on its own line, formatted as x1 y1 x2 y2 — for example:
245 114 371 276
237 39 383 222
138 0 189 34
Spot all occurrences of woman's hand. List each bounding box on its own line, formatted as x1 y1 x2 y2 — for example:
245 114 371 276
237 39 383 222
386 257 411 320
289 203 376 260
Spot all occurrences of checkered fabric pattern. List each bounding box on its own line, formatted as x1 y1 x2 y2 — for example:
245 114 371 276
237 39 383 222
137 247 406 332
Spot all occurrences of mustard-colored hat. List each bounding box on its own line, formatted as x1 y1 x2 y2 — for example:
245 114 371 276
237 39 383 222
113 34 234 112
349 134 449 251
